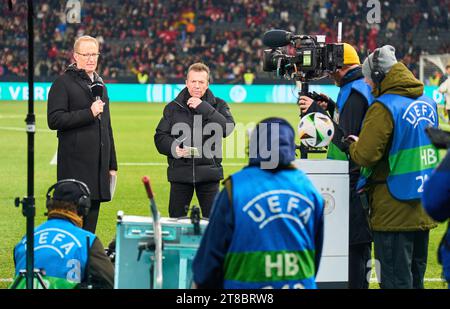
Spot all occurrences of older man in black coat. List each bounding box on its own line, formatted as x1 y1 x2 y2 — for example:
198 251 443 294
47 35 117 233
154 63 234 218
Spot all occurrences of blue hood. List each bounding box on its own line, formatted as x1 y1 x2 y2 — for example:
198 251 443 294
248 117 296 169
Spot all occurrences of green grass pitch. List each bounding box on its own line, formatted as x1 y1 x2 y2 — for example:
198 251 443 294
0 101 447 288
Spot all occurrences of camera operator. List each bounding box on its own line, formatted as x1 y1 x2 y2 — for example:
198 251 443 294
12 180 114 289
298 43 373 289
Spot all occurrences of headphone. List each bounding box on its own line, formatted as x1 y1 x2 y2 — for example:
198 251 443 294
46 179 91 217
370 48 385 85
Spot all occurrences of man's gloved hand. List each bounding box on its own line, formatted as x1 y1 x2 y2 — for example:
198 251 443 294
297 92 336 117
316 93 336 118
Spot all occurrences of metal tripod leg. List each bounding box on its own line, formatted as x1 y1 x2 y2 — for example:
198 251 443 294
10 269 47 289
34 270 47 289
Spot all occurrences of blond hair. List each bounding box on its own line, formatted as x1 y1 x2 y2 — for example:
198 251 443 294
187 62 210 80
73 35 99 52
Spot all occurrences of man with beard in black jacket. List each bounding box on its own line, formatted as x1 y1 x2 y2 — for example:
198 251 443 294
155 63 234 218
47 36 117 233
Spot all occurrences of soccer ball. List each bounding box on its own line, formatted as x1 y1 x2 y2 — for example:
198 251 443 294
298 112 335 148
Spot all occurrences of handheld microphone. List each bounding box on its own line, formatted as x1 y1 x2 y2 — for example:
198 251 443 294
263 29 293 48
90 82 104 120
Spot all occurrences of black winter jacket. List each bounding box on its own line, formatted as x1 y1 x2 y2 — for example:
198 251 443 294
154 88 234 183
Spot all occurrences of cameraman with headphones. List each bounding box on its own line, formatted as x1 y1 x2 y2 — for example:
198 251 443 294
12 180 114 289
345 45 438 289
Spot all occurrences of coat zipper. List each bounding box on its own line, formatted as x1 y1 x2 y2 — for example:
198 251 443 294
98 116 102 198
191 107 195 185
174 100 195 184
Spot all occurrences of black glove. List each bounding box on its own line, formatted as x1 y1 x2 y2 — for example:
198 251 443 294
425 127 450 149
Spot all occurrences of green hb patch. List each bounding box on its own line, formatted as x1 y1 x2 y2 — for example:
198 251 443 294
389 145 440 175
224 250 315 282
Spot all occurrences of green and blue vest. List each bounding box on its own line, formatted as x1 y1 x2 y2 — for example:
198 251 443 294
357 94 439 200
13 219 95 289
327 78 374 160
224 166 324 289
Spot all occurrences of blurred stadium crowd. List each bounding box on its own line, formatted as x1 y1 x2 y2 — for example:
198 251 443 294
1 0 449 83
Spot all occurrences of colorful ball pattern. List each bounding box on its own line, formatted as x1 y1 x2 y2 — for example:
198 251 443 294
298 112 335 148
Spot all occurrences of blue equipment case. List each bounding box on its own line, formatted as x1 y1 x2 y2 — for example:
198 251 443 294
114 211 208 289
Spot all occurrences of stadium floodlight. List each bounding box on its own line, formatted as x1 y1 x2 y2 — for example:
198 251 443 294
11 0 45 289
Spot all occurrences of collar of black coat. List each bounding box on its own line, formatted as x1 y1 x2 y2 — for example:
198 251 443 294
340 66 363 87
65 63 103 85
174 87 217 107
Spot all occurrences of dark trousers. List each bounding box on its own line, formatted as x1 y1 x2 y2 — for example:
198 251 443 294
373 231 429 289
83 200 100 233
169 182 219 218
349 242 372 289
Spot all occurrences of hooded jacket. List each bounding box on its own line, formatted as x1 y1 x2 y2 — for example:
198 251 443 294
349 62 437 231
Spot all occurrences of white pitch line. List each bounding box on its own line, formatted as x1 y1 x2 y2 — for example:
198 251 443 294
49 159 245 167
119 162 166 166
119 162 246 167
0 278 13 282
422 278 446 282
368 278 445 283
50 151 57 165
0 115 27 119
0 277 445 283
0 126 53 133
0 114 46 119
